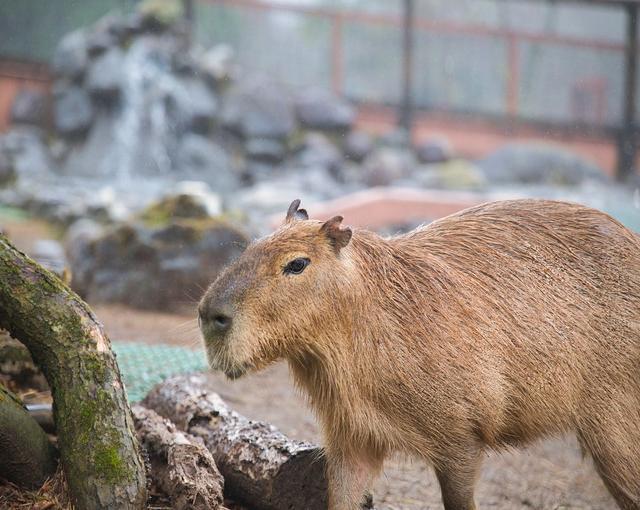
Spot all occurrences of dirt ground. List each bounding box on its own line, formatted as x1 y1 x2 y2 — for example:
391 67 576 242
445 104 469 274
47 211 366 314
2 216 618 509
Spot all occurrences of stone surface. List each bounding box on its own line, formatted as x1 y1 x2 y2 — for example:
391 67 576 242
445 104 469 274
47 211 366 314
166 78 218 134
295 132 342 174
221 80 296 139
51 29 88 80
343 130 373 163
295 89 355 132
175 134 238 192
415 137 453 164
10 89 48 127
246 137 287 163
479 142 609 186
85 47 124 99
362 147 412 187
0 127 56 179
65 195 248 310
53 85 94 137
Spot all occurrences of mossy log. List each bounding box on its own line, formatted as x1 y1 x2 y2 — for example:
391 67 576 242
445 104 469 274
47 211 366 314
132 405 226 509
0 384 57 489
0 234 147 509
143 374 330 510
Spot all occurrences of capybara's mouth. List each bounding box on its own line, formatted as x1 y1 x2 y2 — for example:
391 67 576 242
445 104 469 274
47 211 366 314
224 362 252 380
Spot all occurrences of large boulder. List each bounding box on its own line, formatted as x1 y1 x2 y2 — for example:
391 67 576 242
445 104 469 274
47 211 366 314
175 134 238 192
85 47 124 99
342 130 373 163
53 84 94 137
362 147 413 187
479 142 609 186
0 127 56 179
221 80 296 140
294 90 355 132
165 78 218 134
52 30 89 80
414 137 452 165
10 89 48 127
66 198 248 310
245 137 286 164
295 132 342 174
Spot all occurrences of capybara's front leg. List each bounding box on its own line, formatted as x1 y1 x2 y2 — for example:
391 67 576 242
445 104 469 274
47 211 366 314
326 451 380 510
434 451 482 510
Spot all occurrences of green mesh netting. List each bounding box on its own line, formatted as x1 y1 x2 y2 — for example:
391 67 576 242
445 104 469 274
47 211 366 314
112 342 208 402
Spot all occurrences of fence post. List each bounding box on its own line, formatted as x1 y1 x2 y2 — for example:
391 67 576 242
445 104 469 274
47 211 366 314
331 14 344 96
617 2 638 181
398 0 415 133
507 33 520 118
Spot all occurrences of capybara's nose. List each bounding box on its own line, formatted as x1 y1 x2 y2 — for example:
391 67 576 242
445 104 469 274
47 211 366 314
199 300 234 334
211 312 232 333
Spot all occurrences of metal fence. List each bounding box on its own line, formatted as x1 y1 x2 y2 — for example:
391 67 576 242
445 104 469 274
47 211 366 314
194 0 628 128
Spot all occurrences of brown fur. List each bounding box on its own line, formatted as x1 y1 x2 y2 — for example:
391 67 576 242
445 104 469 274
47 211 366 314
199 199 640 510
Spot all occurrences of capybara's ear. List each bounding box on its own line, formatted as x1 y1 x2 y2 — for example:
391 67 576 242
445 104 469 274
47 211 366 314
320 215 352 253
285 199 309 223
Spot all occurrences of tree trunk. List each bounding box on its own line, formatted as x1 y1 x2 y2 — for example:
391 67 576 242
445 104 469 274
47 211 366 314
132 405 226 509
143 374 330 510
0 234 147 509
0 384 57 489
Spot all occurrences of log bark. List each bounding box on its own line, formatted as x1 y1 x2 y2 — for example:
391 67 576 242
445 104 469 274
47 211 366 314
143 374 329 510
0 385 57 489
0 234 147 509
132 405 226 510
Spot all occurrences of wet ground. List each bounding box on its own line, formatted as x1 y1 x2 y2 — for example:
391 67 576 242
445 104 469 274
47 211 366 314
2 216 617 509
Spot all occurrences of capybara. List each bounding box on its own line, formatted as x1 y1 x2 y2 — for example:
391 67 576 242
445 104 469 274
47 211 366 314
199 198 640 510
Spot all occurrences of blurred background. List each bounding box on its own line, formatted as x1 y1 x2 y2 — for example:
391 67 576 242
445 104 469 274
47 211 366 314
0 1 637 507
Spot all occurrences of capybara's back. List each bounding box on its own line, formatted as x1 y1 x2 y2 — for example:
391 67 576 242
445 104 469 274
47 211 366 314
199 199 640 510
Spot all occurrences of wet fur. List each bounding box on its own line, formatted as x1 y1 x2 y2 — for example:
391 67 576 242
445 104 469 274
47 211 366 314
200 199 640 510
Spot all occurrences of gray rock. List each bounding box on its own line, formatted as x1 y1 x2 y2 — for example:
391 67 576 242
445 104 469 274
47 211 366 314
176 134 238 193
295 90 354 132
221 80 296 139
86 47 124 99
199 44 235 87
65 215 248 310
52 30 88 80
10 89 47 127
245 137 286 163
479 142 609 186
166 78 218 134
415 137 452 164
296 132 342 174
343 130 373 163
53 85 94 137
0 127 56 179
363 147 413 187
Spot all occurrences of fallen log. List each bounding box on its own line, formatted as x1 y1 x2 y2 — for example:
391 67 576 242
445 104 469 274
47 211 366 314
143 374 329 510
132 405 226 510
0 234 147 509
0 384 57 489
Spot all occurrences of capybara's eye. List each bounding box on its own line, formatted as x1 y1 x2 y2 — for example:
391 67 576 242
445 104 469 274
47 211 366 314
284 257 310 275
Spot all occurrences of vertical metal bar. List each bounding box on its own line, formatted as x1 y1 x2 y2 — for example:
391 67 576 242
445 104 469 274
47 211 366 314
507 34 520 117
617 2 638 181
398 0 414 132
183 0 195 46
331 14 344 96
